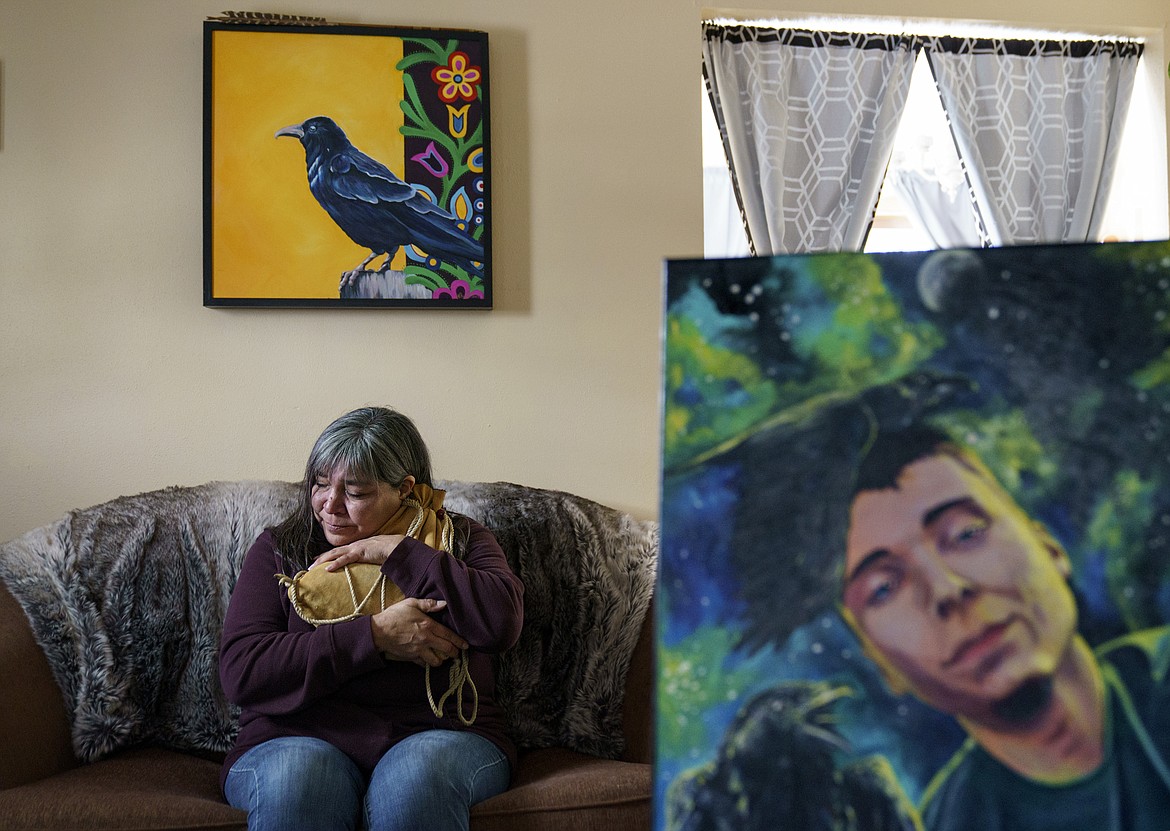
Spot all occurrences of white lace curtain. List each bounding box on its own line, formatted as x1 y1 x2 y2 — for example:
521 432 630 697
703 22 1144 252
702 25 917 255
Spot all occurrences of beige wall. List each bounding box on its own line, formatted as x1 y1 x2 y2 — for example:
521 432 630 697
1 0 1167 543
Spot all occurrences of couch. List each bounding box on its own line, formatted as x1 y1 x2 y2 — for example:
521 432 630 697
0 479 658 831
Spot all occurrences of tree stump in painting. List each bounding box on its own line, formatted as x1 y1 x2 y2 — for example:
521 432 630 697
340 269 433 301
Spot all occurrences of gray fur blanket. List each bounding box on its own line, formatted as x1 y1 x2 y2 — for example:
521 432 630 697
0 480 657 763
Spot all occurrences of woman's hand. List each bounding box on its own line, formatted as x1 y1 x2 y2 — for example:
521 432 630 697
370 598 469 667
311 534 407 571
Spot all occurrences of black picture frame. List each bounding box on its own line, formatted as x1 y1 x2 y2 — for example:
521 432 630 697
203 20 491 308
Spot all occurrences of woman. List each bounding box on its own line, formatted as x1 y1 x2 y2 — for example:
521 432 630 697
219 406 524 831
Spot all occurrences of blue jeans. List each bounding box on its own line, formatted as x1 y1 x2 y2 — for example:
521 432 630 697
224 732 510 831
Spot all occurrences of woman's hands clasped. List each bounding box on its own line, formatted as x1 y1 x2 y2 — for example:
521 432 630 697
310 534 467 667
311 534 407 571
368 599 468 667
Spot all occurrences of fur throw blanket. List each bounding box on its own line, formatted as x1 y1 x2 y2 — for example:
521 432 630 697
0 480 657 763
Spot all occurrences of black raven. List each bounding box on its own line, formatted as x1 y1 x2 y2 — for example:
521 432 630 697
668 682 923 831
276 116 484 288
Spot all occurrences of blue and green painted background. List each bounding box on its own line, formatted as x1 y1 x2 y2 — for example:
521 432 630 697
656 240 1170 829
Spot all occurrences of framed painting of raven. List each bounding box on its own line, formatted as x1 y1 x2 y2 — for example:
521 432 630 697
203 20 491 308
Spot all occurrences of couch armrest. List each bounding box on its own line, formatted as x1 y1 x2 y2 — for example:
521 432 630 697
620 599 654 764
0 581 77 789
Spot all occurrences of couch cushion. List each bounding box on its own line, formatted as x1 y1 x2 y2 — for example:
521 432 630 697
0 581 76 789
0 745 650 831
0 747 245 831
620 601 654 764
470 747 651 831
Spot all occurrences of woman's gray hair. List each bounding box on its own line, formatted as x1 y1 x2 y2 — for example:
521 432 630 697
305 406 433 489
273 406 434 568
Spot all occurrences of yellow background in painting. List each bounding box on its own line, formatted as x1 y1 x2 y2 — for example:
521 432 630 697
211 30 405 299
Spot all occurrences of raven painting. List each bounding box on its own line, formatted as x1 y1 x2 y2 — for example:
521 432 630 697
276 116 484 289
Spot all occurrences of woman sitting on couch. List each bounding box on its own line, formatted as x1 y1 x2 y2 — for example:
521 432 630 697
218 406 524 831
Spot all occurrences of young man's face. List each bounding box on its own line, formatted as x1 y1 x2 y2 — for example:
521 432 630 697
842 453 1078 724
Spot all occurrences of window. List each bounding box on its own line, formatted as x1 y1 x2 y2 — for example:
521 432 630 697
703 17 1167 257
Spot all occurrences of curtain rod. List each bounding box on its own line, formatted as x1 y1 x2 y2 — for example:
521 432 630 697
702 15 1145 44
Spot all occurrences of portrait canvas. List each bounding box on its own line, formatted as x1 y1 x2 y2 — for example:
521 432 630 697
657 240 1170 831
203 21 491 308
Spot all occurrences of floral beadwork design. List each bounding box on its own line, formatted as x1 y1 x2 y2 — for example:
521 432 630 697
431 52 482 103
399 39 489 301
